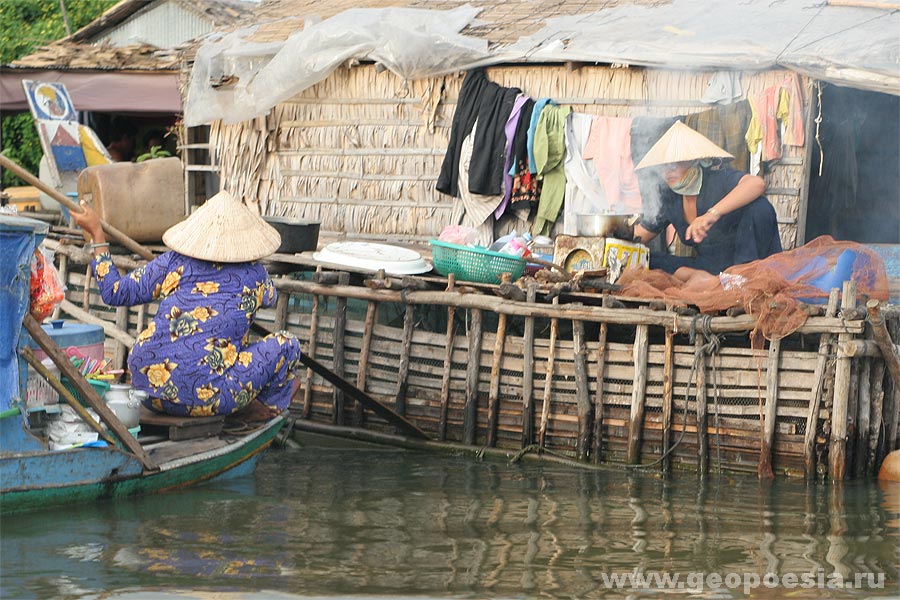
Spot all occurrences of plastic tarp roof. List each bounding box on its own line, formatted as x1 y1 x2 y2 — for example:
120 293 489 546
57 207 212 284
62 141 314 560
184 0 900 126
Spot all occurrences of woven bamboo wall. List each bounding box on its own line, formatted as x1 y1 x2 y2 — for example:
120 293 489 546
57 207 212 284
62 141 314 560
209 64 810 248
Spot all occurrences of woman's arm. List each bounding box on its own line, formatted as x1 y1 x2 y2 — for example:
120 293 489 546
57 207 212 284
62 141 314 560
685 174 765 243
632 223 659 245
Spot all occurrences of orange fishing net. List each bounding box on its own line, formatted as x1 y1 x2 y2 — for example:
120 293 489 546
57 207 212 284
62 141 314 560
616 236 889 341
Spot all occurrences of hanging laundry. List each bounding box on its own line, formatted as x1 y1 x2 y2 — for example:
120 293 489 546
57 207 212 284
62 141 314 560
778 73 805 146
509 100 541 205
496 93 531 219
562 112 607 236
746 85 782 162
527 98 556 175
437 69 491 197
532 104 572 236
456 120 504 246
582 115 642 213
684 99 752 172
701 71 742 105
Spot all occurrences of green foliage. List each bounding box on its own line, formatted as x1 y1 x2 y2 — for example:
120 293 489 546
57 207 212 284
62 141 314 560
0 0 117 186
136 145 173 162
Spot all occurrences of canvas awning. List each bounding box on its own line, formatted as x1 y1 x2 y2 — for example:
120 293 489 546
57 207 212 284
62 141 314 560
0 69 181 113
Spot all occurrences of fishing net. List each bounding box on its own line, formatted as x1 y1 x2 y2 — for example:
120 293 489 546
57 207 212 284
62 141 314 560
615 236 889 342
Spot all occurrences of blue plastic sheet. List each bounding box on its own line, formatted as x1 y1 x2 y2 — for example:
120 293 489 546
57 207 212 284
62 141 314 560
0 215 48 411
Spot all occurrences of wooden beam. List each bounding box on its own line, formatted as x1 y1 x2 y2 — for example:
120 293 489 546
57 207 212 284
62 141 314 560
759 338 781 480
627 324 649 464
573 309 591 461
463 308 483 445
521 283 537 448
829 281 857 481
804 289 840 478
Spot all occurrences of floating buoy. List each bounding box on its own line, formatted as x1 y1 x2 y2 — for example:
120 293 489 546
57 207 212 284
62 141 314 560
878 450 900 482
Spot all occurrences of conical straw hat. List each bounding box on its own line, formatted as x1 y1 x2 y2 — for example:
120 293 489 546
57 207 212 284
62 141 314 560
634 121 733 170
163 191 280 263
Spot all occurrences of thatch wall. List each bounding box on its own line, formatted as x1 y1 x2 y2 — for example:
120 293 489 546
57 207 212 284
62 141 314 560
208 64 810 248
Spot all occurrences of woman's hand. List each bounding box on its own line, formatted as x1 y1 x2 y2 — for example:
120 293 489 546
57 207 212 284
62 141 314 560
685 210 720 243
72 200 105 243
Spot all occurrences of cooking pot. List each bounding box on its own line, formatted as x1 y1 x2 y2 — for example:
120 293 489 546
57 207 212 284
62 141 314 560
575 213 640 239
263 216 321 254
105 384 144 429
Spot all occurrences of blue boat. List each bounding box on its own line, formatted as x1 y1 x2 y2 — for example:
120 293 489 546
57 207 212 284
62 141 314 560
0 214 285 514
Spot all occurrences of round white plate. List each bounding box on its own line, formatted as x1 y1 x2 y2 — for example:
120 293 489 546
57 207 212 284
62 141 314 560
313 242 432 275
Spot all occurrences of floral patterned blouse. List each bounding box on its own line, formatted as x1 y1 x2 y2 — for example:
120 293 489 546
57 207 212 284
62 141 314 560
91 251 301 417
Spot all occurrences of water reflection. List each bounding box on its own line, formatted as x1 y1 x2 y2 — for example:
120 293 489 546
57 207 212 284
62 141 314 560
1 441 898 599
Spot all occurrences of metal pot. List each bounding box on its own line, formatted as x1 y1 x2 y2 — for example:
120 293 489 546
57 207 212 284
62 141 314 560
105 384 143 429
575 213 640 239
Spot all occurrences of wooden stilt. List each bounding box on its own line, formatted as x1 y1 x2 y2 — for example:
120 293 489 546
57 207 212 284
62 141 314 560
695 336 708 477
355 300 378 426
302 288 320 418
661 328 675 472
592 321 608 463
869 361 886 469
521 283 537 448
759 338 781 480
845 358 860 474
332 272 349 426
395 303 415 417
487 291 508 447
463 308 483 445
573 308 591 461
627 324 649 464
539 298 560 449
438 275 456 441
804 289 840 478
853 358 872 477
829 281 857 481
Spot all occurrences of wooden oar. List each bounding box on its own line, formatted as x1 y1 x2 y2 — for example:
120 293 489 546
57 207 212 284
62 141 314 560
22 314 159 471
251 322 430 440
0 153 155 261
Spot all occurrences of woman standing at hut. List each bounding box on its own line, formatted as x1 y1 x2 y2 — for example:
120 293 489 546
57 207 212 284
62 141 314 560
632 121 781 282
73 190 303 419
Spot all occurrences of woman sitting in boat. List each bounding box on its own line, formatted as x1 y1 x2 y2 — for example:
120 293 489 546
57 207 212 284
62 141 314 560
73 190 302 419
631 121 782 283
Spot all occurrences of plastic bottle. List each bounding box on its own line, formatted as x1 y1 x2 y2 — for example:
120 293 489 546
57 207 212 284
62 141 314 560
499 237 531 258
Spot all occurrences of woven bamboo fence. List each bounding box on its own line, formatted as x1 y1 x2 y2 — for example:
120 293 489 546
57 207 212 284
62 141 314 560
203 64 810 248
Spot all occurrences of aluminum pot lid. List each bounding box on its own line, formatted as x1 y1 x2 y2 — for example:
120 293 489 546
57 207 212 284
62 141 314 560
313 242 432 275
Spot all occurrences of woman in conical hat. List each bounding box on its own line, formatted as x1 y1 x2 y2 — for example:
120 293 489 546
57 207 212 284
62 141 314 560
632 121 781 282
73 190 302 419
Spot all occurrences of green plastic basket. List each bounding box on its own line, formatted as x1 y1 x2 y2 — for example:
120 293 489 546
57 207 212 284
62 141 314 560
59 377 110 406
430 240 526 284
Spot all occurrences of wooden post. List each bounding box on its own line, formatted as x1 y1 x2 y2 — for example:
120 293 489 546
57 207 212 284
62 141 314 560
113 306 129 371
332 272 349 425
804 289 840 478
463 308 483 445
395 303 415 417
302 289 320 418
487 300 508 448
539 298 560 449
521 283 537 448
695 336 708 477
829 281 857 481
573 311 591 461
135 303 147 337
51 253 68 321
865 299 900 392
846 358 861 473
661 329 675 472
81 264 92 311
868 361 886 470
355 300 378 426
273 292 289 330
759 338 781 480
438 275 456 441
853 358 872 477
627 324 649 465
592 322 608 463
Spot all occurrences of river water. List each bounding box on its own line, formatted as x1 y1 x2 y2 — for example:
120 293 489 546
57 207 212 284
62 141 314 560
2 434 898 599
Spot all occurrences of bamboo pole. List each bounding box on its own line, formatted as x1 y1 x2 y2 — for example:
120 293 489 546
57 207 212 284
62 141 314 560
355 300 378 426
627 324 649 465
759 338 781 480
539 298 560 449
521 283 537 448
695 336 709 477
661 328 675 472
395 303 415 417
804 289 840 478
438 275 456 441
592 321 608 463
829 281 857 481
332 272 349 426
487 298 508 448
302 269 322 418
463 308 483 445
0 154 156 261
573 310 591 461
